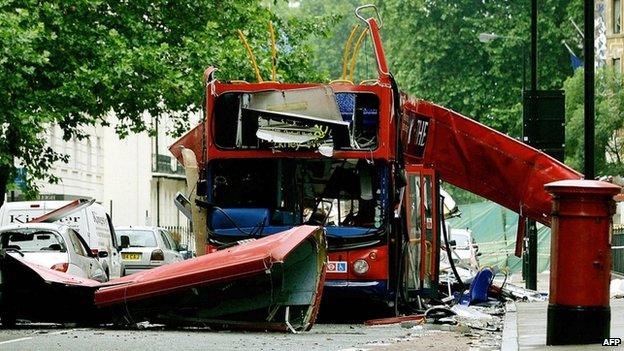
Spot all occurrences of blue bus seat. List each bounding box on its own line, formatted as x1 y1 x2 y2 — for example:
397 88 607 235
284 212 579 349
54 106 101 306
210 208 270 230
468 267 494 304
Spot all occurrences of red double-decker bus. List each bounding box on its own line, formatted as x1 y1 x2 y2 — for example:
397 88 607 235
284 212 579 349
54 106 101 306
170 7 443 315
170 5 581 316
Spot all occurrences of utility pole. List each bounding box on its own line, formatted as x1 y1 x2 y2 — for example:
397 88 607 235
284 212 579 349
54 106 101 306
524 0 539 291
584 1 595 179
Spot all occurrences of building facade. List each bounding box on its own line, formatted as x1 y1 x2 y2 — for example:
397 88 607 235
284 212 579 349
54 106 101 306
5 114 194 248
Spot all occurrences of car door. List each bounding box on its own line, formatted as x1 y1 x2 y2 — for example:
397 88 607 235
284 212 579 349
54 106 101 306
166 230 184 262
159 230 182 263
66 228 93 278
68 228 105 281
105 214 122 278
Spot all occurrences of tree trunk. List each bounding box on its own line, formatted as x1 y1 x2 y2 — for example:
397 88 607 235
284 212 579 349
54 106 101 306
0 167 9 208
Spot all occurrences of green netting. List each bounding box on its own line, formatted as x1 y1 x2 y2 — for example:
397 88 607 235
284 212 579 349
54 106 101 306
447 201 550 273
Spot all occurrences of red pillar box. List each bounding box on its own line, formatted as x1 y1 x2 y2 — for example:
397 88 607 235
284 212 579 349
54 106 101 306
545 180 620 345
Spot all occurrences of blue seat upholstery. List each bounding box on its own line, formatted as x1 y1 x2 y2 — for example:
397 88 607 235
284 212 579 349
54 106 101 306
325 226 373 237
468 267 494 304
210 208 270 232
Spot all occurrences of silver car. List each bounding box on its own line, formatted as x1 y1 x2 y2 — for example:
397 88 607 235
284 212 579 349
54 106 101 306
0 223 108 282
115 226 185 276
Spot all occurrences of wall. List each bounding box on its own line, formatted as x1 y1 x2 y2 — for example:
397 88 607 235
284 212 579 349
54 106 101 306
101 116 152 226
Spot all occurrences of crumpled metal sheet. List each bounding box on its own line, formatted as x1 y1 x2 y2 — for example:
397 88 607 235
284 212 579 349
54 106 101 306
0 226 327 332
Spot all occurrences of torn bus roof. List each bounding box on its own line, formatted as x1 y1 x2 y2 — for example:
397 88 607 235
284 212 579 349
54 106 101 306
94 225 327 332
401 99 583 226
0 225 327 332
169 122 203 169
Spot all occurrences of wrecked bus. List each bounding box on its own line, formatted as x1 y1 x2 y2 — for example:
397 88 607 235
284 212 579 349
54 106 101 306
169 10 444 315
169 4 582 316
188 87 441 314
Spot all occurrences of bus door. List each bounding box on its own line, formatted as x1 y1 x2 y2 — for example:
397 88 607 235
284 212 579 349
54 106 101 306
402 165 440 300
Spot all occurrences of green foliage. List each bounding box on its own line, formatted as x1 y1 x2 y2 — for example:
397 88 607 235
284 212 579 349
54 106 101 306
443 183 486 206
276 0 379 83
291 0 583 138
0 0 332 201
379 0 582 137
564 68 624 176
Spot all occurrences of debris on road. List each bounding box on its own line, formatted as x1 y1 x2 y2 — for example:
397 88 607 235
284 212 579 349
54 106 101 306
364 314 425 326
497 282 547 302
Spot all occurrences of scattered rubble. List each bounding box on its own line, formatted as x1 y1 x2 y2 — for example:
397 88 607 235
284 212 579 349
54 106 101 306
363 266 548 350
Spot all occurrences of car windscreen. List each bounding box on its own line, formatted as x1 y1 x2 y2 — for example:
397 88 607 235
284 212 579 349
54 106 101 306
116 230 157 247
0 229 66 252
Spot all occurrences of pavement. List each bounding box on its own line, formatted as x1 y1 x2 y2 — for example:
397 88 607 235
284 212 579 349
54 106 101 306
502 273 624 350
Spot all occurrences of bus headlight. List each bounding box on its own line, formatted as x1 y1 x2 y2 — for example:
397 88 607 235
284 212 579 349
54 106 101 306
353 259 369 275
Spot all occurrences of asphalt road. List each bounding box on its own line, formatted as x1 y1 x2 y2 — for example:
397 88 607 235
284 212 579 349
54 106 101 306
0 322 488 351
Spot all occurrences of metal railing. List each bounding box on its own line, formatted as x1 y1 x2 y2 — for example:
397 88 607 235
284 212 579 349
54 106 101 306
162 225 194 251
613 225 624 275
152 154 185 175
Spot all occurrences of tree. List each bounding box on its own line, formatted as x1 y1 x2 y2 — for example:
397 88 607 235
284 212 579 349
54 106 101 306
289 0 583 140
564 68 624 176
0 0 332 207
276 0 366 81
380 0 583 137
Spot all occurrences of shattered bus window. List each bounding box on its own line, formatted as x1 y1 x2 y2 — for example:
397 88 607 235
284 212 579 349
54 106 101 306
213 88 379 151
208 159 387 251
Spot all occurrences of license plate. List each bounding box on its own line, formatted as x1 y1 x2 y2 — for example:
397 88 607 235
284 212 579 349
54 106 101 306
122 253 141 260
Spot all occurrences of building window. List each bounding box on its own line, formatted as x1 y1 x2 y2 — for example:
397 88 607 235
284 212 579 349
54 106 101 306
86 139 93 170
48 125 56 148
72 137 79 167
616 0 622 34
92 136 100 171
614 57 622 75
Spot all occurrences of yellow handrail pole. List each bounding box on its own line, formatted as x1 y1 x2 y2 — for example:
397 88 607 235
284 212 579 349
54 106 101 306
348 28 369 82
269 22 277 81
341 25 359 80
237 29 263 83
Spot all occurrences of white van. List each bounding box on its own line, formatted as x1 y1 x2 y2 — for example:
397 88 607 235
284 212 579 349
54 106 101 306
0 200 123 278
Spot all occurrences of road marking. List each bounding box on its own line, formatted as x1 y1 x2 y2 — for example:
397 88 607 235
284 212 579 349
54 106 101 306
0 337 33 345
0 328 76 346
48 329 75 335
